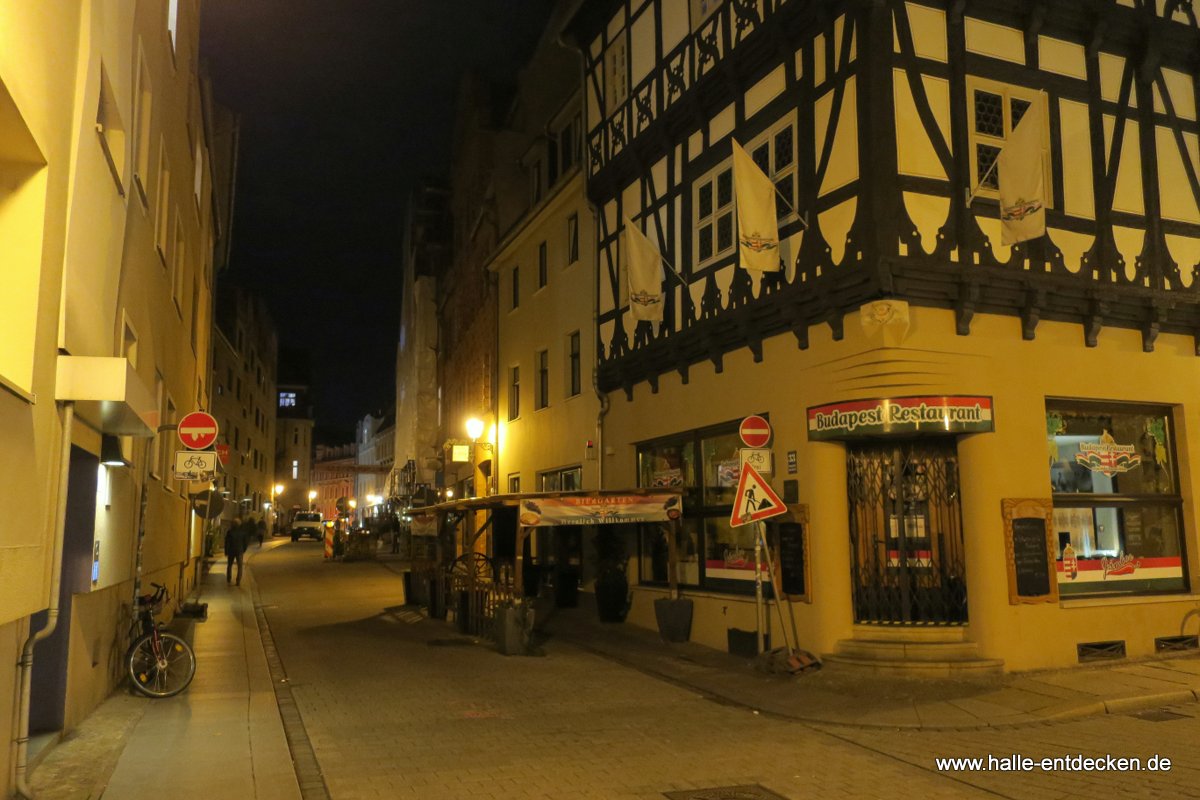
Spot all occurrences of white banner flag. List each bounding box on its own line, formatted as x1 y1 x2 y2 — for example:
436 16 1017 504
997 100 1046 245
732 140 781 272
624 218 664 321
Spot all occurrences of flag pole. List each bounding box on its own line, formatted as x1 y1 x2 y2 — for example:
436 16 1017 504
963 157 999 207
771 184 809 231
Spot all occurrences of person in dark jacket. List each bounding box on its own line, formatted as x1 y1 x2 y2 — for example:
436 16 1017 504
224 517 251 585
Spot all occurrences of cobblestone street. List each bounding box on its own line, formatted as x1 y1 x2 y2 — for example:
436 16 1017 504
253 544 1200 800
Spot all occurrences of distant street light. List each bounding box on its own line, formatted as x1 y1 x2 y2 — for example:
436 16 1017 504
307 489 317 510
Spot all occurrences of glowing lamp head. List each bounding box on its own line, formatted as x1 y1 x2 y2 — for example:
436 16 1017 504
307 490 317 501
465 417 485 441
274 484 284 495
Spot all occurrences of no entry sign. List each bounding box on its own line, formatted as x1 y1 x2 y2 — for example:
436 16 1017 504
178 411 219 450
739 415 772 448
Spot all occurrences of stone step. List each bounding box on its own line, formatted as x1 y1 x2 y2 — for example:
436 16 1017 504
835 638 983 662
822 653 1005 678
849 624 968 643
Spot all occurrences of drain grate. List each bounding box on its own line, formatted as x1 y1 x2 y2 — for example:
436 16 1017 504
664 786 791 800
1131 708 1190 722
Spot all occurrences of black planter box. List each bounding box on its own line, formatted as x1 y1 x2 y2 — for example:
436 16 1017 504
727 628 768 658
653 597 693 643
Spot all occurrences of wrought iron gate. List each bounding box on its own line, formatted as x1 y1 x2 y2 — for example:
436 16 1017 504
847 439 967 624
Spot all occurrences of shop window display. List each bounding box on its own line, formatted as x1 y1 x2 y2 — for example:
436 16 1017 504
1046 403 1186 597
635 421 769 595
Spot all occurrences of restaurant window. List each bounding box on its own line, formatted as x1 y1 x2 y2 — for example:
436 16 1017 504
636 420 759 594
1047 401 1186 597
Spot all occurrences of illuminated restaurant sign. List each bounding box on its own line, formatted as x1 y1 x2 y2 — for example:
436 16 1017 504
807 396 994 440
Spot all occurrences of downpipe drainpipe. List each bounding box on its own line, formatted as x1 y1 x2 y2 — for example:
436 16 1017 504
588 196 609 492
15 401 75 799
558 19 610 491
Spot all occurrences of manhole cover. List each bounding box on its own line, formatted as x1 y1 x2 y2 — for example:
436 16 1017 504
664 786 790 800
426 639 474 647
1131 708 1190 722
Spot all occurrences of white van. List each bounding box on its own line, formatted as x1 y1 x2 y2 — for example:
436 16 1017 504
290 511 324 542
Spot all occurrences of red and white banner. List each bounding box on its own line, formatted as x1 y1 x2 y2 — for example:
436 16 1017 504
517 494 682 527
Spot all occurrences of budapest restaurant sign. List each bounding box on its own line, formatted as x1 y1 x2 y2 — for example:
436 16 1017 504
807 396 994 440
518 494 682 527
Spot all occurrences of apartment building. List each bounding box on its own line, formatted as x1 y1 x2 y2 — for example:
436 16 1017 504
0 1 234 792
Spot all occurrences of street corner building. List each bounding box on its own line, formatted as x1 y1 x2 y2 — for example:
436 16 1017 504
0 1 236 796
563 0 1200 673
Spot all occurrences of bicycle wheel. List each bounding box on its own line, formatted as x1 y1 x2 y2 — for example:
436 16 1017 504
128 632 196 698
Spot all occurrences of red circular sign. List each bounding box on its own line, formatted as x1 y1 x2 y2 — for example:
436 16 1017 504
178 411 219 450
739 415 771 448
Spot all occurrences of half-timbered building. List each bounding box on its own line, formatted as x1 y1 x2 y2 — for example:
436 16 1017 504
566 0 1200 671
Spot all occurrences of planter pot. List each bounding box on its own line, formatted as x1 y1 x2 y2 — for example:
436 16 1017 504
595 572 629 622
654 597 693 643
493 604 533 656
554 567 580 608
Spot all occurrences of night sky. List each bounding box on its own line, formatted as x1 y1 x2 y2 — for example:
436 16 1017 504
200 0 553 433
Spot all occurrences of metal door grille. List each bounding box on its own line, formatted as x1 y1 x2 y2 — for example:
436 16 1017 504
847 440 967 624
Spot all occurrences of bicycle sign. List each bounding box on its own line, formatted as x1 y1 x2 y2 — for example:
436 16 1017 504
173 450 217 481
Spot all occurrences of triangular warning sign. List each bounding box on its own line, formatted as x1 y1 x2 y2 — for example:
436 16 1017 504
729 463 787 527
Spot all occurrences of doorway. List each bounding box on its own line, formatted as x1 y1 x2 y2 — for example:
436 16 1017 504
847 439 967 624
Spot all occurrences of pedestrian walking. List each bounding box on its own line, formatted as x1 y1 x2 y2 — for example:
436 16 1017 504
224 516 251 586
256 517 266 547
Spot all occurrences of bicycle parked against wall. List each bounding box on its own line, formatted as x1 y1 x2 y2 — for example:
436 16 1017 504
126 582 196 698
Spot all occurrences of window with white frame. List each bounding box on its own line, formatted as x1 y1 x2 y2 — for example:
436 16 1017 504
690 0 720 30
508 474 521 493
604 30 628 115
567 331 581 397
162 395 176 487
508 366 520 420
967 79 1051 200
748 116 798 220
558 113 581 175
530 160 543 206
133 53 152 204
155 143 171 263
540 466 582 492
567 214 579 264
535 350 549 410
694 164 734 266
96 62 126 194
167 0 180 53
172 218 186 311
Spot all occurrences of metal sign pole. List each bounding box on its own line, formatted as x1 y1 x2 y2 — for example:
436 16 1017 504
754 526 765 654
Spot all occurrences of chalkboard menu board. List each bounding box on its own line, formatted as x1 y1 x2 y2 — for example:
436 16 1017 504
1002 498 1058 604
776 523 806 597
1011 518 1051 597
768 505 810 602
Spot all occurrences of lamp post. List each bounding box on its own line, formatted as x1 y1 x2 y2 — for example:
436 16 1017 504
272 484 284 532
307 489 317 511
465 416 494 496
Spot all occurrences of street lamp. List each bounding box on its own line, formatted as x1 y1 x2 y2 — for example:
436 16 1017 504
465 417 485 441
307 489 317 510
271 484 285 529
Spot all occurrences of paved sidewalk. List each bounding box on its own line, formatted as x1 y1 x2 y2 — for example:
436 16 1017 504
538 602 1200 730
30 542 301 800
